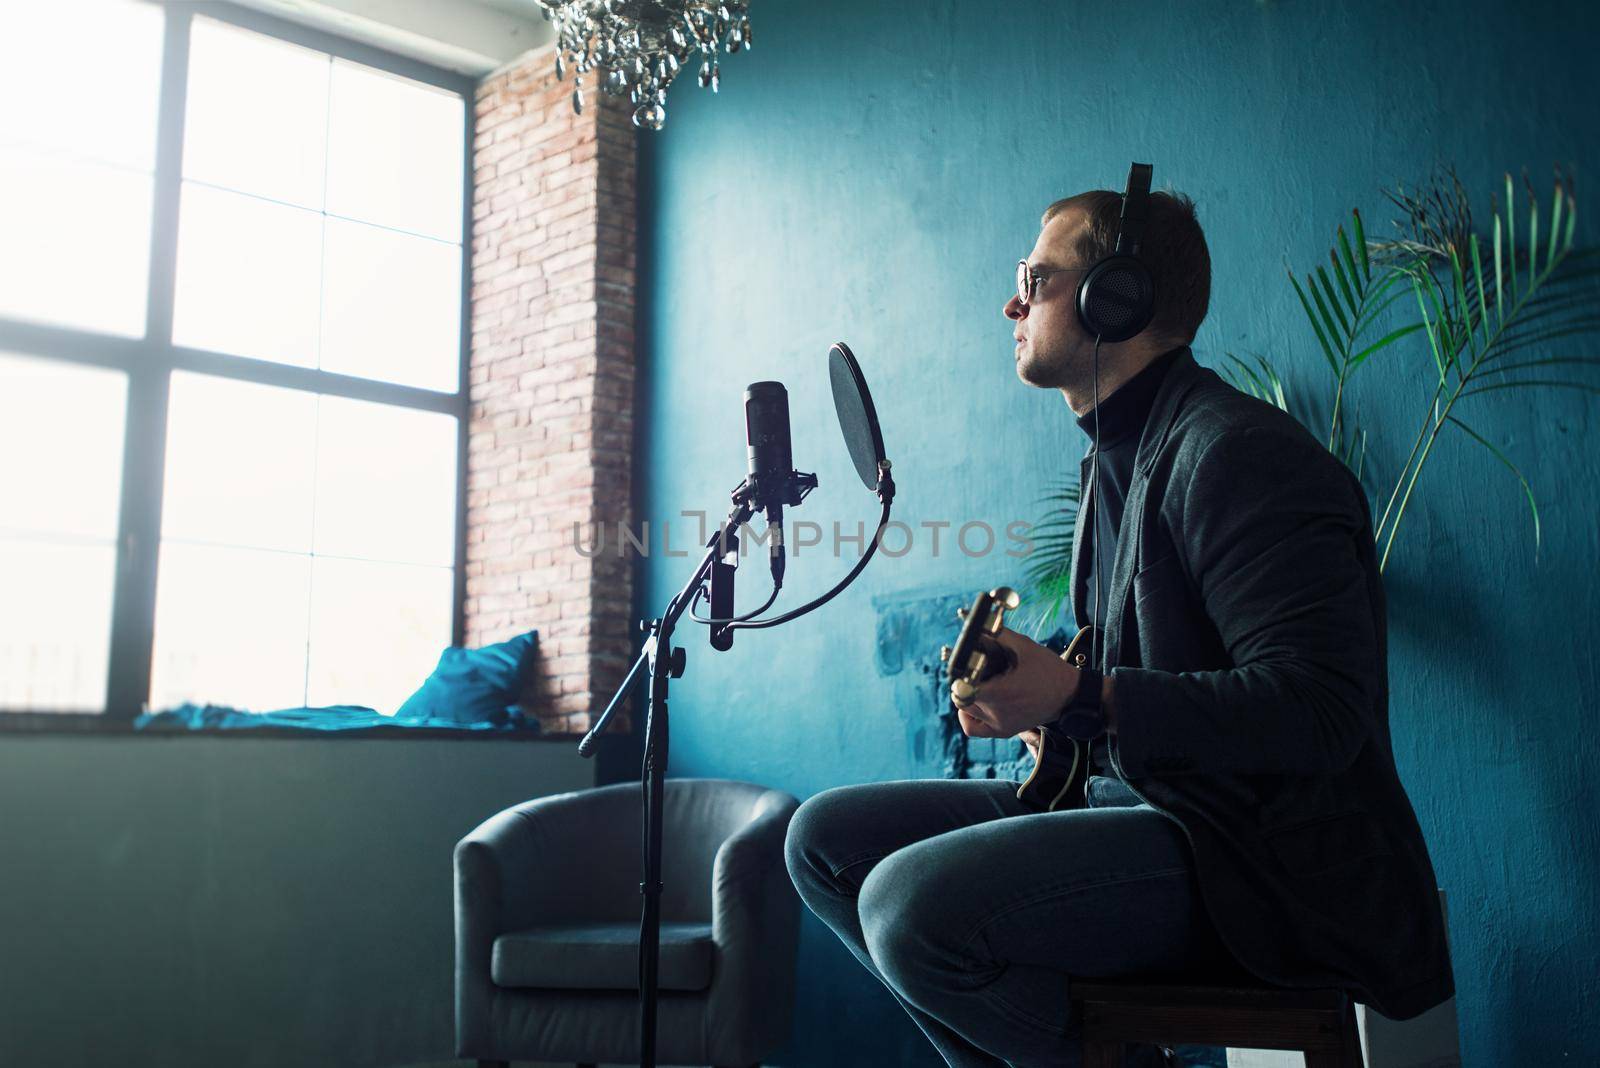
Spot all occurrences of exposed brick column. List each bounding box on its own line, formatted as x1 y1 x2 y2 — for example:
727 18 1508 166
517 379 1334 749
466 46 637 734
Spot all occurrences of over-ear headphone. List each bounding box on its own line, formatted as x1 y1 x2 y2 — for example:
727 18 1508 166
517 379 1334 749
1080 162 1157 681
1075 163 1156 342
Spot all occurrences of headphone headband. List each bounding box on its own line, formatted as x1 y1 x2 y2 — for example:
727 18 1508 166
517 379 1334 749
1114 162 1153 256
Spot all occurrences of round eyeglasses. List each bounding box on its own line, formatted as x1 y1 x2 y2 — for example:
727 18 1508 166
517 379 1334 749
1016 260 1089 306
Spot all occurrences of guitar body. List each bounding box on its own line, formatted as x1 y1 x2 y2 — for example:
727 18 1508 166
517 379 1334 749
941 595 1095 814
1014 624 1094 813
1014 726 1087 812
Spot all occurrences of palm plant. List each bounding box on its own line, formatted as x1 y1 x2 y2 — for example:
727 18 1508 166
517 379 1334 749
1362 168 1599 569
1230 166 1597 571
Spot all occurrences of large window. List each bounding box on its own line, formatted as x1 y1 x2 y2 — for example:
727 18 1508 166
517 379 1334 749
0 1 471 722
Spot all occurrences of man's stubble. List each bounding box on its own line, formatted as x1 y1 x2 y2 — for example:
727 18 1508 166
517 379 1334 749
1018 334 1097 396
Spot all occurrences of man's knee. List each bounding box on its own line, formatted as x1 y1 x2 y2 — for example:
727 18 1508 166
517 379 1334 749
857 859 909 970
784 785 867 899
858 846 964 993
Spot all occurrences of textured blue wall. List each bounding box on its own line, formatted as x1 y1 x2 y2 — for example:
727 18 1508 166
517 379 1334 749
637 2 1600 1064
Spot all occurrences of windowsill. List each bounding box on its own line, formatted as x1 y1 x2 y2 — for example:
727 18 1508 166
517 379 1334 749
0 711 602 743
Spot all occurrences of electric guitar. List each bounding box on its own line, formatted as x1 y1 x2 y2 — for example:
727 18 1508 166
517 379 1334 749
939 587 1095 813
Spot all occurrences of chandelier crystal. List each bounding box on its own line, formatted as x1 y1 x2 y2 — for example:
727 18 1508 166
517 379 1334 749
534 1 754 131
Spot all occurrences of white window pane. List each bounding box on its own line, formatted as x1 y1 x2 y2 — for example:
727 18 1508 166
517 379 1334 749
162 373 317 552
320 218 460 391
313 397 457 566
0 0 163 171
184 17 330 209
325 61 463 242
172 182 322 365
0 354 126 540
0 538 116 711
306 556 453 713
149 542 310 712
0 151 152 337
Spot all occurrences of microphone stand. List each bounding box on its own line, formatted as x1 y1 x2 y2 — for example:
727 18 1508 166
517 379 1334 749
577 343 888 1068
581 454 879 1068
579 489 758 1068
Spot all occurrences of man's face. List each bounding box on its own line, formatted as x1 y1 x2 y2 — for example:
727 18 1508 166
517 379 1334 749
1004 208 1094 390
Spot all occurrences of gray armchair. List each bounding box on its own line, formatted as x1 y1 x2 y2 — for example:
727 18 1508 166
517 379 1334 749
455 778 800 1067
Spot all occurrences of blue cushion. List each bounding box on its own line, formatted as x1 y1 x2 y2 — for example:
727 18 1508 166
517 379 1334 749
394 630 538 725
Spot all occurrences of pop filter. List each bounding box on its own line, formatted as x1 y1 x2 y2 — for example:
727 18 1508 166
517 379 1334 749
828 342 886 491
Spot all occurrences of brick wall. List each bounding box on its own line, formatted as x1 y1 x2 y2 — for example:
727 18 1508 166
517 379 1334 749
466 46 637 734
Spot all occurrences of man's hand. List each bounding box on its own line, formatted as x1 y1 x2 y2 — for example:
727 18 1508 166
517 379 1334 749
955 627 1080 739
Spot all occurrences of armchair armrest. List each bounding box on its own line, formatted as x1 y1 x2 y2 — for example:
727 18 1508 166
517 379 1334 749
707 788 801 1061
711 788 799 944
458 785 648 926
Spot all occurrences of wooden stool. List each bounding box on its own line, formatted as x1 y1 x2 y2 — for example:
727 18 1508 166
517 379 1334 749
1072 980 1364 1067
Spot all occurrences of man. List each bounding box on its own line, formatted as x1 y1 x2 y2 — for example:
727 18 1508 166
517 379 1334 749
784 184 1454 1068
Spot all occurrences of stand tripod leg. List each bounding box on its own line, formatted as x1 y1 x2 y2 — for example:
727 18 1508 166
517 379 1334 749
638 629 670 1068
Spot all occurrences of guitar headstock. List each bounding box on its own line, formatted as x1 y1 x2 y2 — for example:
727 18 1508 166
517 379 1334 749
939 586 1020 709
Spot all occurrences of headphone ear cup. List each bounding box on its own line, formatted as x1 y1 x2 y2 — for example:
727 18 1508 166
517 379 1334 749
1076 256 1156 343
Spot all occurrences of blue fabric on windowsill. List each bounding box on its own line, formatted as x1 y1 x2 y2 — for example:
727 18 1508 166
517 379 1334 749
133 702 539 733
133 630 543 733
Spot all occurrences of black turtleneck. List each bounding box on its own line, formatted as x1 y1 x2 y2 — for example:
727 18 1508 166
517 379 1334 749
1074 345 1185 640
1072 345 1184 777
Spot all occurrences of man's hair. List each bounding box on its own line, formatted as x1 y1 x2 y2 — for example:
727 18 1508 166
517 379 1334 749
1041 188 1211 345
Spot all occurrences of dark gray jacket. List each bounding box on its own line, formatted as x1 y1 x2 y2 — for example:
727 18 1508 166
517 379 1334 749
1077 347 1454 1020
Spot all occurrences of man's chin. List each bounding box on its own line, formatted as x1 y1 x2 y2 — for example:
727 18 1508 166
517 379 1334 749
1015 354 1058 389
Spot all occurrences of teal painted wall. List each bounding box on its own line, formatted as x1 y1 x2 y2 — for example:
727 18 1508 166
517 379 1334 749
637 2 1600 1065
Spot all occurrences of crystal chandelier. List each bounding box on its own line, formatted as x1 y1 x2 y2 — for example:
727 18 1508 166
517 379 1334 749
534 1 754 131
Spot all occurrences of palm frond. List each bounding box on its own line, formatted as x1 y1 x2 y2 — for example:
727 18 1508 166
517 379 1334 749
1221 351 1288 410
1371 164 1478 269
1289 271 1340 374
1374 164 1597 570
1447 416 1541 562
1290 210 1440 452
1349 321 1426 369
1016 480 1080 635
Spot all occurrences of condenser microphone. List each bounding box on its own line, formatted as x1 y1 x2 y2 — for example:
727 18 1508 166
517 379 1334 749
743 381 798 588
744 381 793 521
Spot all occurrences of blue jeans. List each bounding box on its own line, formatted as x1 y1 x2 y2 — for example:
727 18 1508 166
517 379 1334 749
784 775 1243 1067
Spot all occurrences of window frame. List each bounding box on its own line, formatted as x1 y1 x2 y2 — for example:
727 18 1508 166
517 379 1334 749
0 2 475 732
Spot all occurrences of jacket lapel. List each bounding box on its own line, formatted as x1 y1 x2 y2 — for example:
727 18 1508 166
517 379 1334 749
1134 347 1205 480
1079 348 1206 664
1070 451 1093 628
1103 476 1147 665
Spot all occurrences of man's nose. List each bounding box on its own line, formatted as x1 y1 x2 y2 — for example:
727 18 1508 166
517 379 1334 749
1005 294 1026 321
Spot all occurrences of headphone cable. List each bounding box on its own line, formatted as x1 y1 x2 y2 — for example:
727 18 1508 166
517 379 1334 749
1090 335 1107 677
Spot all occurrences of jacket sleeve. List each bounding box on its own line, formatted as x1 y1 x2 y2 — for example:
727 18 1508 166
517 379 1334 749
1109 424 1382 777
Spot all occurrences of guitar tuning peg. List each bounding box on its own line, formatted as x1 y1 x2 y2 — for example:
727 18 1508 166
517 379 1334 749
995 586 1021 610
938 645 951 662
956 607 967 621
